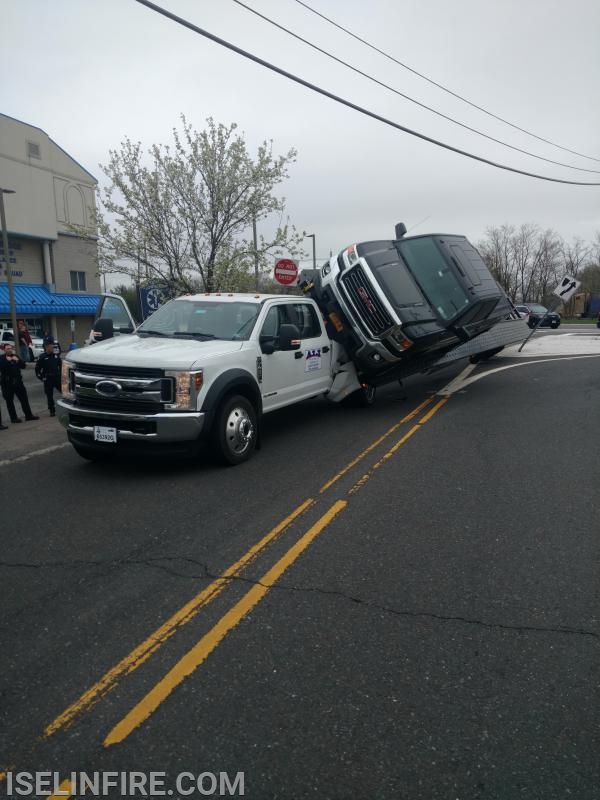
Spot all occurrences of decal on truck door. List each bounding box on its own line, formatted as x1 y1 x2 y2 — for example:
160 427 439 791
305 348 322 372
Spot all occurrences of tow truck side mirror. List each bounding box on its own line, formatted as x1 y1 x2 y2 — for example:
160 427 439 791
259 336 276 355
91 317 114 343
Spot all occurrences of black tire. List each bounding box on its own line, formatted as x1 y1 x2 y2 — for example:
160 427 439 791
342 384 377 408
469 346 505 364
212 395 258 465
550 321 559 329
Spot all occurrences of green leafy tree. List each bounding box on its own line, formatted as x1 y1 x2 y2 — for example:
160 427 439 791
95 116 305 293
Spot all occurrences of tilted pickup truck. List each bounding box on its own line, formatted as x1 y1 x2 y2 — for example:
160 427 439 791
57 223 527 465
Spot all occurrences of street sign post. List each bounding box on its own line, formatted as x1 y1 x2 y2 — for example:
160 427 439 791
553 274 580 303
274 258 298 286
518 275 581 352
139 286 168 319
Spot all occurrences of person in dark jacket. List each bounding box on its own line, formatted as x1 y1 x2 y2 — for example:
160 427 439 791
35 338 62 416
0 344 39 423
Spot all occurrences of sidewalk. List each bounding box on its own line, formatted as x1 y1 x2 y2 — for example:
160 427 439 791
0 368 67 464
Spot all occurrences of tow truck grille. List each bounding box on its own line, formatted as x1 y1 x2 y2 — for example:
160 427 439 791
340 265 394 337
71 363 173 412
74 363 163 378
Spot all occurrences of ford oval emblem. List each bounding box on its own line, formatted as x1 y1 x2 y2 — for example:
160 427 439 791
95 379 122 396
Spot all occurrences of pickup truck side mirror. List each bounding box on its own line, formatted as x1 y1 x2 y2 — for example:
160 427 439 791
92 317 114 342
278 323 301 351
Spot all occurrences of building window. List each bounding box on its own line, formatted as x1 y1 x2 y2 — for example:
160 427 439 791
70 271 87 291
27 141 41 159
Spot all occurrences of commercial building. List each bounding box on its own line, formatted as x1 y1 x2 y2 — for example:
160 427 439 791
0 113 101 348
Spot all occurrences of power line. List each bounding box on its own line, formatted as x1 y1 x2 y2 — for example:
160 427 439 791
231 0 600 175
132 0 600 186
294 0 600 165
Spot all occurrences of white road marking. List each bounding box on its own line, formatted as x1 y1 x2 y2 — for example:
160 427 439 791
0 443 71 468
438 354 600 397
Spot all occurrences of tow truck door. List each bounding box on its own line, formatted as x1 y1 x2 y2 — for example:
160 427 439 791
88 294 137 342
258 301 332 411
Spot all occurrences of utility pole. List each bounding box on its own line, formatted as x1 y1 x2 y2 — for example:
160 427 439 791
252 217 260 290
0 188 19 341
305 233 316 270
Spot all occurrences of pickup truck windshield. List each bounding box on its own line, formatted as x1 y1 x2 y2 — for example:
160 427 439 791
136 299 260 341
397 238 470 321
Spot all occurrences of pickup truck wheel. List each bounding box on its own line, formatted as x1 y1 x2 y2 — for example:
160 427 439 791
469 346 504 364
212 395 257 465
342 384 376 408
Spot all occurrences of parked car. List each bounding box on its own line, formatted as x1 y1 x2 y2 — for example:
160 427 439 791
0 329 35 360
597 311 600 329
31 335 62 358
514 304 561 329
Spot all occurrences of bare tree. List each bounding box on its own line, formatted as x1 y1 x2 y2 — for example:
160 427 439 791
95 116 304 293
479 223 562 303
560 236 591 315
478 224 518 300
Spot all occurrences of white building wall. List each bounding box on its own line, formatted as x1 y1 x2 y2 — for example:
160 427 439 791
0 113 97 240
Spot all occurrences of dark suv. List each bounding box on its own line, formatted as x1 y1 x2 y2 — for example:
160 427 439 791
514 304 561 329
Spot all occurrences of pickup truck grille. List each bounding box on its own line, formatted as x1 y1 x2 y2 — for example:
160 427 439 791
340 265 394 337
72 364 173 411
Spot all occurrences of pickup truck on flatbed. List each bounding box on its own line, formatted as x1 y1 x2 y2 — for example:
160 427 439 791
57 223 527 465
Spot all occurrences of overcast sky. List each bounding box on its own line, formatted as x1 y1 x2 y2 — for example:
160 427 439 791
2 0 599 271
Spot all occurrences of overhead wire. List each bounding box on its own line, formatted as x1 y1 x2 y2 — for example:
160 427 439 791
294 0 600 164
132 0 600 186
231 0 600 175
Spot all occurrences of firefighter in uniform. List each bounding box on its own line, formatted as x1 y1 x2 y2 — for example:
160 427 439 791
35 337 62 416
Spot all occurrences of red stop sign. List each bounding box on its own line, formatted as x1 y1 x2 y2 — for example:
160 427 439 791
274 258 298 285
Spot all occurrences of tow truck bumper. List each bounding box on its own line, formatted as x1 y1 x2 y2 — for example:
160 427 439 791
56 399 206 444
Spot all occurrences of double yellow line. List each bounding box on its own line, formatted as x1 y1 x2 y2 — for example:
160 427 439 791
2 392 449 783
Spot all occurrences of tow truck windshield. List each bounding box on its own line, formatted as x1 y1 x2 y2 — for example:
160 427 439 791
135 299 260 341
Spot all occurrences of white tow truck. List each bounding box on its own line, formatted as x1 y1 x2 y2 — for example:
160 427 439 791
57 223 527 465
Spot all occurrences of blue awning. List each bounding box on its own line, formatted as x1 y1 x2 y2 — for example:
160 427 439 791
0 283 101 315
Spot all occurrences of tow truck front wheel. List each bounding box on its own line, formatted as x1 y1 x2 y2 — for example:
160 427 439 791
212 395 258 465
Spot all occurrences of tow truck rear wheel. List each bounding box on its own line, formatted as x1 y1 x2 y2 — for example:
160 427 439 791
342 384 376 408
212 394 258 465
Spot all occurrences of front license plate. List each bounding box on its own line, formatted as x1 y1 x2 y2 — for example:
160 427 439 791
93 426 117 443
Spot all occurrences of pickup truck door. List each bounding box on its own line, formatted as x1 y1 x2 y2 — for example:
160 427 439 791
258 301 332 412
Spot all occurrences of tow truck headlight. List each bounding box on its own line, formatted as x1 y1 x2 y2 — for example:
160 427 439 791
321 261 331 278
61 359 76 399
164 370 203 410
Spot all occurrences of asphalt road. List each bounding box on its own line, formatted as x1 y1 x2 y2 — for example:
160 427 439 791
1 330 599 800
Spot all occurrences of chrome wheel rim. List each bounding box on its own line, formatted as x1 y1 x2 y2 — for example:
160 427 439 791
224 405 255 456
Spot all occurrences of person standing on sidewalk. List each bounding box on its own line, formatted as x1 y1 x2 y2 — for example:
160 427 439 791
35 337 62 416
0 344 39 423
17 320 33 362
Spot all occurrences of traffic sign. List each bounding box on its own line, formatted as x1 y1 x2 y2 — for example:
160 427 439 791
553 275 580 302
274 258 298 285
139 286 168 319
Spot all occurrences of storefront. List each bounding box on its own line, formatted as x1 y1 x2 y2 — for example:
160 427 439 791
0 283 100 349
